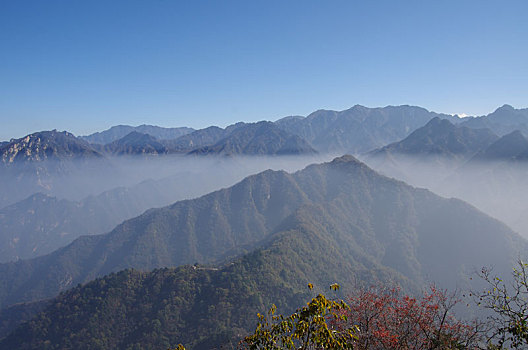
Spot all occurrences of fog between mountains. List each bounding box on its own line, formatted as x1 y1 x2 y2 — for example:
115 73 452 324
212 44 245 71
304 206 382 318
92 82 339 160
362 153 528 238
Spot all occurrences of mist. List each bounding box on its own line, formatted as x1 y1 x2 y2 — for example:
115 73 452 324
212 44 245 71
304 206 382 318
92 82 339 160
0 153 337 262
361 153 528 238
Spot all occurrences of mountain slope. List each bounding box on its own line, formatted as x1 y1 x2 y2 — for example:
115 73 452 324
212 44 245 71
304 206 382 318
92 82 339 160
81 125 194 144
461 105 528 136
103 131 169 155
0 131 112 208
371 117 498 160
160 126 234 153
468 130 528 162
189 121 316 156
0 130 102 164
0 156 523 313
275 105 460 153
0 157 525 348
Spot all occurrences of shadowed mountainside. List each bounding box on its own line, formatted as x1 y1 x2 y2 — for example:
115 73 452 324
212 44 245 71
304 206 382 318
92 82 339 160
275 105 460 153
0 156 522 314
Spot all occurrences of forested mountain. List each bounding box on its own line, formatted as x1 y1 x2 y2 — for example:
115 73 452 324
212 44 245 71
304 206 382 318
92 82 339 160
162 124 245 152
103 131 169 155
370 117 498 161
363 122 528 239
189 121 316 155
0 156 522 315
0 178 195 263
274 105 460 153
468 130 528 162
461 105 528 136
93 122 316 156
81 125 194 144
0 156 307 263
0 157 524 349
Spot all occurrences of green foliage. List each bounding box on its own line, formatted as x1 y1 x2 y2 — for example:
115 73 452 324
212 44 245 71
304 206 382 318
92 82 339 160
242 286 357 350
0 156 525 348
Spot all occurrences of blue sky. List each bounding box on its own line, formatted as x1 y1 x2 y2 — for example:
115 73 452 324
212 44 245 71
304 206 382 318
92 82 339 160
0 0 526 140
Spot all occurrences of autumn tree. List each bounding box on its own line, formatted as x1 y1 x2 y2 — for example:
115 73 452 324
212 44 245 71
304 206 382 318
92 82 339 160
241 284 482 349
333 285 482 349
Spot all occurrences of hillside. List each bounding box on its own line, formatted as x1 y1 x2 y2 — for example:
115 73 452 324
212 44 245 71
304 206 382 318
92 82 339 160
274 105 460 153
370 117 498 160
0 158 524 348
460 105 528 136
81 125 194 144
0 130 102 164
103 131 169 155
162 125 243 153
189 121 316 156
468 130 528 162
0 156 522 313
0 131 113 208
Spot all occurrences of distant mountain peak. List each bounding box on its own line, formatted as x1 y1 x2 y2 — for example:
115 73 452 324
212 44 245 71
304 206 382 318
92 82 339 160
497 104 515 112
189 121 316 156
1 130 101 164
329 154 361 165
82 125 194 145
472 129 528 161
370 117 498 160
116 131 158 143
104 131 168 155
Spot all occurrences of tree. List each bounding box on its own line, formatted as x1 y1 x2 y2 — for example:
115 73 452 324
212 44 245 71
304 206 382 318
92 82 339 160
475 260 528 349
333 285 482 349
241 284 358 349
241 284 482 350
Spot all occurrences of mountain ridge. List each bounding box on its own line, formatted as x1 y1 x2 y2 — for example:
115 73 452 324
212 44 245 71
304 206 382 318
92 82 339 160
0 155 523 312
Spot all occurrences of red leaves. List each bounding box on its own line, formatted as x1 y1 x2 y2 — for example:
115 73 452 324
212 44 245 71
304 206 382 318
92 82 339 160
331 285 479 349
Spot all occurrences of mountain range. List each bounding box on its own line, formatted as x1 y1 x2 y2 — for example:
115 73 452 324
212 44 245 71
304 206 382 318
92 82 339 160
0 131 115 208
0 156 524 349
362 116 528 239
468 130 528 162
81 125 195 144
274 105 461 153
188 121 316 156
370 117 499 161
460 104 528 136
1 104 528 348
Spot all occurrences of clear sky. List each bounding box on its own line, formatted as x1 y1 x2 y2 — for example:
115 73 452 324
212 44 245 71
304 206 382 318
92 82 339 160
0 0 526 140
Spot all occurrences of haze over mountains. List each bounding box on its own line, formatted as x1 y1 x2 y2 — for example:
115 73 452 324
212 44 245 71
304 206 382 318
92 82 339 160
1 104 528 349
80 125 195 145
0 155 524 349
363 111 528 238
460 104 528 136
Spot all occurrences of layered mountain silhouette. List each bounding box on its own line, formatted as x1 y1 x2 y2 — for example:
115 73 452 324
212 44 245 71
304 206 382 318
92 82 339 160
461 104 528 136
162 123 251 152
90 122 316 156
275 105 460 153
0 131 114 208
0 157 307 263
189 121 316 155
81 125 194 144
103 131 169 155
468 130 528 162
0 156 522 312
0 130 102 164
0 156 524 349
0 179 195 263
370 117 499 161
